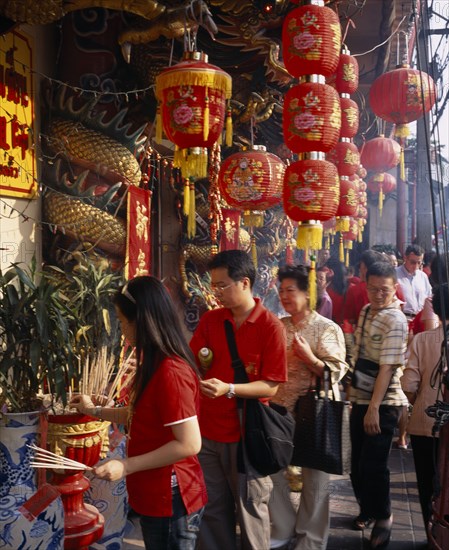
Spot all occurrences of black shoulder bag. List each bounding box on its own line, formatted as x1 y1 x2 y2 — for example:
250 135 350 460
224 320 295 476
292 365 351 475
352 306 380 392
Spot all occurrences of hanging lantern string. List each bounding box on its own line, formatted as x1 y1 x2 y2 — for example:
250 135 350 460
353 15 407 57
396 30 410 66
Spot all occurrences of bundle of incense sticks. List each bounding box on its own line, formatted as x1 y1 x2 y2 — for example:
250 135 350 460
27 444 92 471
79 346 135 404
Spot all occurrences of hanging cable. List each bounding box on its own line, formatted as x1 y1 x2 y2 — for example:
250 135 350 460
414 0 449 392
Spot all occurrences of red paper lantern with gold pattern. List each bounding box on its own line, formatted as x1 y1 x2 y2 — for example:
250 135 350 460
218 146 285 213
360 135 401 173
283 158 339 222
358 205 368 219
336 176 358 217
340 96 359 139
334 50 359 94
283 81 341 153
369 65 436 133
155 52 232 150
367 172 397 194
326 140 360 177
367 172 396 216
282 3 341 78
341 217 359 241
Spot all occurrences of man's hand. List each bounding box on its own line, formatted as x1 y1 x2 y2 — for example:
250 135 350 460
364 406 381 435
200 378 229 398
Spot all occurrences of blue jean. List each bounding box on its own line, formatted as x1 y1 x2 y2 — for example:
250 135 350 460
140 485 204 550
350 404 401 520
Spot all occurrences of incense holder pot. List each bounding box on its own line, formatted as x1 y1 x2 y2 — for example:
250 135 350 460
0 411 64 549
47 413 110 550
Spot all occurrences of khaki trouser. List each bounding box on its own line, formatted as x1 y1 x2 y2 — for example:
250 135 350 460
197 437 273 550
269 467 332 550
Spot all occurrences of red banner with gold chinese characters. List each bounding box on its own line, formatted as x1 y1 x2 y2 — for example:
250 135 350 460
125 187 152 279
220 208 241 250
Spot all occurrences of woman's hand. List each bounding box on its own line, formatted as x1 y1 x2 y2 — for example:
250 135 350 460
69 394 95 415
293 335 315 365
93 459 127 481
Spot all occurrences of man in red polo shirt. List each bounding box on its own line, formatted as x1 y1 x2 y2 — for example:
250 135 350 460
190 249 287 550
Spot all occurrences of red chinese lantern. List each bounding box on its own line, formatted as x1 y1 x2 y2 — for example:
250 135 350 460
369 65 436 137
283 81 341 153
326 140 360 177
282 2 341 78
367 172 397 216
341 217 359 265
333 49 359 95
340 96 359 139
219 145 285 224
357 164 367 179
283 157 339 253
155 51 232 177
338 176 359 217
360 135 401 173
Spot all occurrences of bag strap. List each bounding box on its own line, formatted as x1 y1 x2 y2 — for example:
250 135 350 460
358 305 371 356
224 320 249 410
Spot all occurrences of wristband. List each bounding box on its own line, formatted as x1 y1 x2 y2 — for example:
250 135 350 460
94 405 102 419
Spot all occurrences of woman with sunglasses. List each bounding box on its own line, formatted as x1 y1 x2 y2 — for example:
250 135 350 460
70 276 207 550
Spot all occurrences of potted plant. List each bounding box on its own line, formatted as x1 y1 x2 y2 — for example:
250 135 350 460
0 258 76 413
0 258 125 549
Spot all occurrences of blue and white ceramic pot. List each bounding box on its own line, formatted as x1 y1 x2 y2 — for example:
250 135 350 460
0 411 65 549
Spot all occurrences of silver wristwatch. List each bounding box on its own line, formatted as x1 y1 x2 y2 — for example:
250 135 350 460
226 383 236 399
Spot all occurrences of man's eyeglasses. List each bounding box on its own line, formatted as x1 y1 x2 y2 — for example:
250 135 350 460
210 282 237 294
366 286 395 296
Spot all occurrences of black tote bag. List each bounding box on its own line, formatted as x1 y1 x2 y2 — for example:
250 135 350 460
291 366 351 475
224 320 295 476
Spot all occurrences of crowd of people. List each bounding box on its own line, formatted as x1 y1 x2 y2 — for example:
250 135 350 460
69 244 446 550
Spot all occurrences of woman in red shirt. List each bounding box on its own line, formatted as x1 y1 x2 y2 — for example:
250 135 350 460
71 276 207 550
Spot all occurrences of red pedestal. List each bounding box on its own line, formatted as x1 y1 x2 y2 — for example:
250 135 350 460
47 413 107 550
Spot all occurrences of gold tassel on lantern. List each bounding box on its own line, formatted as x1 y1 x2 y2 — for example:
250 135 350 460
344 240 353 267
155 105 163 143
296 221 323 260
378 188 384 217
339 235 344 263
336 216 350 233
225 105 233 147
251 234 258 268
203 88 210 141
183 178 190 216
173 146 184 169
308 256 317 311
399 146 406 181
187 180 196 238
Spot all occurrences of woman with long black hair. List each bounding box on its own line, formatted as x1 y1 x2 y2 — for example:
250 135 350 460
70 276 207 550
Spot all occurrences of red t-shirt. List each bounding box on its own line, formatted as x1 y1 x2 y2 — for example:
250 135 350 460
327 287 350 326
190 298 287 443
126 356 207 517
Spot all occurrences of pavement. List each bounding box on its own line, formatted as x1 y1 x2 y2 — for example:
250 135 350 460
122 443 427 549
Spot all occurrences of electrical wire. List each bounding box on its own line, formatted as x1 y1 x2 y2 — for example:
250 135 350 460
414 0 449 393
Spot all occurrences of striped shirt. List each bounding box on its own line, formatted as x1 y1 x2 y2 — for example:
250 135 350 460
274 312 348 413
352 301 408 406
